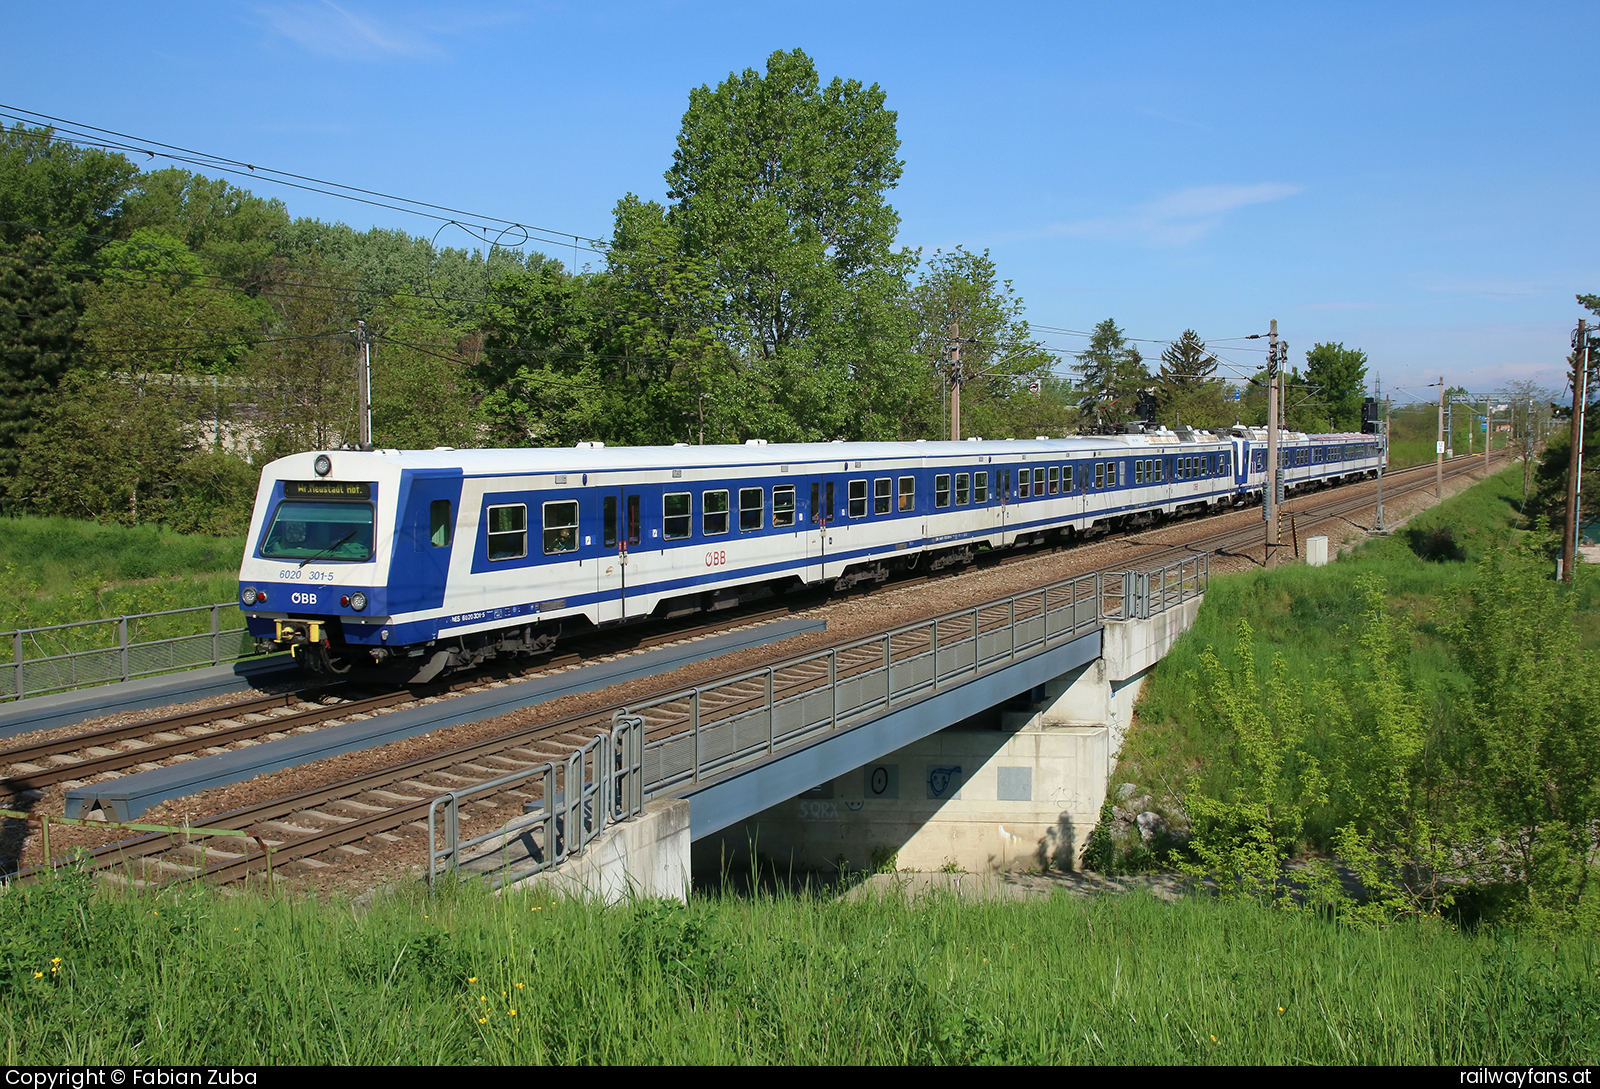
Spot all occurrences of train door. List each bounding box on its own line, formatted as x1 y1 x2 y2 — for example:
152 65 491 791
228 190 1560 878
395 469 463 616
997 467 1016 547
804 475 829 583
596 488 643 623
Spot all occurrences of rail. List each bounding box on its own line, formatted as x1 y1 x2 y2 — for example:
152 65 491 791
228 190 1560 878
2 602 257 703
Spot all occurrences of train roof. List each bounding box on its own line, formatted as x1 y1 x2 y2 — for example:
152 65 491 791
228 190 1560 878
261 428 1381 479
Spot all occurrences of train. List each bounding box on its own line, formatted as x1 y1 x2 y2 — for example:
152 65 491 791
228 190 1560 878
237 425 1385 680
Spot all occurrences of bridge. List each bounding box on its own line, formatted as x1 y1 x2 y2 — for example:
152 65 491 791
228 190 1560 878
429 552 1215 901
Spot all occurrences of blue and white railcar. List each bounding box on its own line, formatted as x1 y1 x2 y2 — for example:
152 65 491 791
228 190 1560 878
237 429 1383 679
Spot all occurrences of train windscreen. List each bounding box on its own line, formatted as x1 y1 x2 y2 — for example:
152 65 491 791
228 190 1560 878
261 501 376 562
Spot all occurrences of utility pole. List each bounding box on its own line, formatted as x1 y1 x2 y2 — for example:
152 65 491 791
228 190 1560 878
948 321 962 442
1484 398 1492 480
1436 375 1444 500
1375 395 1390 533
356 319 373 450
1562 318 1590 582
1265 319 1282 567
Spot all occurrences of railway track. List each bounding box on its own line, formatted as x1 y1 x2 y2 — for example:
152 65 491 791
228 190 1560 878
7 452 1503 888
0 602 819 799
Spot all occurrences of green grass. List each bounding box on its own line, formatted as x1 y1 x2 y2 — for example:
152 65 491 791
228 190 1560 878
0 516 244 631
2 869 1595 1065
1118 464 1596 849
1384 401 1504 469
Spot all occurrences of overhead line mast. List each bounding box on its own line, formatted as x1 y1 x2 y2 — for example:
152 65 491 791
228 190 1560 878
1562 318 1591 582
1265 319 1282 568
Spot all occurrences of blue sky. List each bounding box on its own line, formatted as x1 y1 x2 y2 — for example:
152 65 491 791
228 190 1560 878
6 1 1597 405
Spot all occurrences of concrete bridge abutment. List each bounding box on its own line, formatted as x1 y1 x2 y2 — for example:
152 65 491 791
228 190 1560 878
692 596 1203 879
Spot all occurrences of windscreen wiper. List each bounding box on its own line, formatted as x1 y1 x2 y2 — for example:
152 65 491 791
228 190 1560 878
299 531 357 568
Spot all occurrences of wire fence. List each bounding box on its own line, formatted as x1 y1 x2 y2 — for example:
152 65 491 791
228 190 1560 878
1 602 257 703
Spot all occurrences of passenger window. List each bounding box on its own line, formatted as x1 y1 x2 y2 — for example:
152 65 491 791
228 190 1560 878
1135 462 1144 485
703 490 730 535
1048 466 1059 494
955 473 970 505
874 478 891 515
1018 468 1031 499
739 487 763 532
975 472 988 503
774 485 796 527
429 500 452 547
1095 463 1104 489
898 476 915 512
486 504 527 561
1155 459 1163 482
935 474 951 509
542 501 579 555
848 480 867 518
663 493 691 540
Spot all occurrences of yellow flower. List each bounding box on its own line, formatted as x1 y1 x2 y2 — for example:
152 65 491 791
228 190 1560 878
479 996 487 1002
478 1017 487 1024
509 1009 518 1017
1278 1007 1285 1013
32 972 42 979
50 958 60 965
515 983 524 990
1210 1035 1218 1042
468 976 477 983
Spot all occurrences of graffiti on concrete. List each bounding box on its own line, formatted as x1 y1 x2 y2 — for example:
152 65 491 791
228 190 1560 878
927 765 963 800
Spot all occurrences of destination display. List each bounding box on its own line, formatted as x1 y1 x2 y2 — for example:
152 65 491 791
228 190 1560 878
285 480 372 499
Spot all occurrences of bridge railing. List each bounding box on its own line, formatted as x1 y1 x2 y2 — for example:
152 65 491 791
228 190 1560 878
425 714 644 891
2 602 257 703
1102 553 1209 622
626 569 1106 800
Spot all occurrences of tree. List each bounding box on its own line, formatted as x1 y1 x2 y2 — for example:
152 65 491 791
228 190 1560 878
1322 575 1463 922
1181 619 1328 905
1494 380 1557 508
0 236 79 486
660 48 921 441
1450 542 1600 932
0 124 138 265
122 168 290 284
1153 330 1227 429
1303 342 1368 432
245 257 360 459
366 296 483 450
78 228 260 378
910 247 1066 439
1076 318 1149 426
9 368 191 525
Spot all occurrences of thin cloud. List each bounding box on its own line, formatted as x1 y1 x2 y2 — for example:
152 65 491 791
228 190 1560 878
253 2 438 59
1050 183 1303 247
1420 275 1561 301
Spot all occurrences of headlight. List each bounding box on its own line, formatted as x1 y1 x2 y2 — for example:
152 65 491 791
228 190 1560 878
242 587 258 606
314 454 332 477
350 591 368 612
